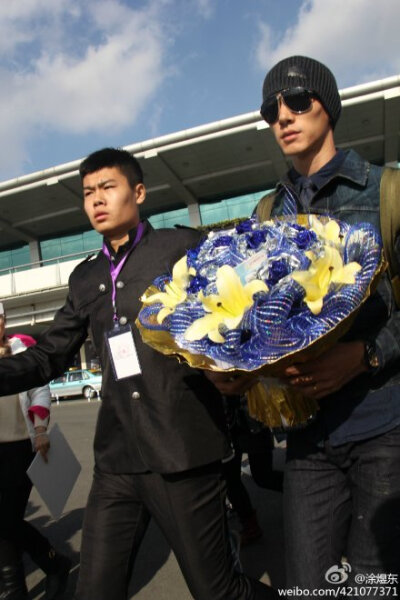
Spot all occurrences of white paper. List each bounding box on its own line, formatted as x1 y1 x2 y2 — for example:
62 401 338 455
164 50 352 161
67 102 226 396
27 423 81 520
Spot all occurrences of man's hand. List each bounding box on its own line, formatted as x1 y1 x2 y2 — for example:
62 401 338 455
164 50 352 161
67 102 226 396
283 341 367 400
34 427 50 463
204 370 254 395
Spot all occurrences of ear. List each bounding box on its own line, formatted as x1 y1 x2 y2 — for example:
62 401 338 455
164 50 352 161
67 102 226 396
135 183 146 205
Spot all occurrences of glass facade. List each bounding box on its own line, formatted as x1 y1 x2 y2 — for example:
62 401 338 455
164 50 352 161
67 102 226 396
147 190 266 229
40 229 102 263
0 245 31 272
0 189 269 272
199 191 265 225
148 206 191 229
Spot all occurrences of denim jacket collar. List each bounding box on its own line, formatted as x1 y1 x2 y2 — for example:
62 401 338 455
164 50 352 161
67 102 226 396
278 149 370 194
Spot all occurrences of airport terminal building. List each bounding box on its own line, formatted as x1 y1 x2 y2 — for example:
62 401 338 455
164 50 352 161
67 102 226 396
0 76 399 368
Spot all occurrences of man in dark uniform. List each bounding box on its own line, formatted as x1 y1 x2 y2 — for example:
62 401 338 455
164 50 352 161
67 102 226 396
0 148 276 600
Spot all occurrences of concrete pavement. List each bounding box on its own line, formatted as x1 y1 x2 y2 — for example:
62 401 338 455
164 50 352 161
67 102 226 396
25 399 285 599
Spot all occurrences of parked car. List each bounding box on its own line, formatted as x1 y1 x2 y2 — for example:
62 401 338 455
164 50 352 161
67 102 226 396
49 369 102 400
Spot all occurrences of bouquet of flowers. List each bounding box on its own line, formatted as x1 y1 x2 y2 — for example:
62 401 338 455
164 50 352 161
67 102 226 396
136 215 385 429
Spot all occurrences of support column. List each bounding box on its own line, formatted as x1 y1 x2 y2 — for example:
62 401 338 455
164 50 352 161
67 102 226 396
29 240 42 266
188 202 202 227
80 344 88 370
144 150 202 227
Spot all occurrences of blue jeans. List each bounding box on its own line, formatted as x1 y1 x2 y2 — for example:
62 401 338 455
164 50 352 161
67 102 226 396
283 426 400 592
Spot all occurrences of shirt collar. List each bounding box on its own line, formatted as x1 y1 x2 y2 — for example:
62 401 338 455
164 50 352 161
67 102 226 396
103 221 148 262
288 148 346 193
280 148 370 192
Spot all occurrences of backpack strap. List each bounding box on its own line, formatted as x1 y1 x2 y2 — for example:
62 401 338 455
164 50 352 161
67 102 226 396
255 191 276 222
380 167 400 307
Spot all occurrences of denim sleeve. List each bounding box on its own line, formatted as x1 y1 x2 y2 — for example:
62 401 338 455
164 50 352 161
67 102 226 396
375 313 400 369
374 234 400 370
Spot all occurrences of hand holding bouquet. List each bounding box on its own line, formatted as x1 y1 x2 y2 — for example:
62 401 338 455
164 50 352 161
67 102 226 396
137 215 384 429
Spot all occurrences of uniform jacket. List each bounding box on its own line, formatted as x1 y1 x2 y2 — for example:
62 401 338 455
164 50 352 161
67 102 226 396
264 149 400 444
0 223 228 473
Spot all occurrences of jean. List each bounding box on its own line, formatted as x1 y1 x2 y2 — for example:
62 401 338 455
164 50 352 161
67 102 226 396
283 426 400 592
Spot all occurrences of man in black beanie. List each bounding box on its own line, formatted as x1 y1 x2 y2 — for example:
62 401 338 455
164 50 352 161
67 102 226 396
210 56 400 593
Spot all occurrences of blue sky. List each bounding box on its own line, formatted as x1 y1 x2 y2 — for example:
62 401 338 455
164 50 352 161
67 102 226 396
1 0 399 181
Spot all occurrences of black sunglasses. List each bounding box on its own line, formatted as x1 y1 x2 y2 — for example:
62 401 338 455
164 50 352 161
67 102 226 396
260 87 315 125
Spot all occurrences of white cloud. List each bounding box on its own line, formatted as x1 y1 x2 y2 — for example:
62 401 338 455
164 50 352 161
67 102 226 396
0 0 168 178
0 0 78 54
255 0 400 87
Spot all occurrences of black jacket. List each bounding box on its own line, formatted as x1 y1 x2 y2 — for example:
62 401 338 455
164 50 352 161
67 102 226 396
0 223 228 473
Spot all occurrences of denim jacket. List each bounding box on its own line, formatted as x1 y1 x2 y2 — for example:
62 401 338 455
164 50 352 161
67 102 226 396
268 149 400 445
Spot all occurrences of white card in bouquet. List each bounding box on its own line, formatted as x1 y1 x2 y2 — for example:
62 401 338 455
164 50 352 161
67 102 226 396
27 423 81 520
235 251 265 285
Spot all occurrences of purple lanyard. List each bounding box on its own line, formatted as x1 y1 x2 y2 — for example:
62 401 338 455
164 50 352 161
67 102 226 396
102 222 144 322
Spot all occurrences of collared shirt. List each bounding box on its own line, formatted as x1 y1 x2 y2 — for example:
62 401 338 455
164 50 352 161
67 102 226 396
288 149 346 211
103 223 146 266
103 224 145 266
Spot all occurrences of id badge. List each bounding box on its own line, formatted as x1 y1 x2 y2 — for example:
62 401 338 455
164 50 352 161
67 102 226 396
105 324 142 380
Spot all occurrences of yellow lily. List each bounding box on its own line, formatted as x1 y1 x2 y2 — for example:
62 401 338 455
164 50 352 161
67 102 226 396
141 256 195 323
184 265 268 343
291 245 361 315
309 215 343 245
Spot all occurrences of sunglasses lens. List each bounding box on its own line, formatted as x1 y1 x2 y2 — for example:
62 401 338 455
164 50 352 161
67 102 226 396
283 89 312 112
260 98 279 124
260 88 313 124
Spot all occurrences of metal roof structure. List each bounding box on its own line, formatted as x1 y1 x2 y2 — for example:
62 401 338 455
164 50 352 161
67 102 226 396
0 75 399 252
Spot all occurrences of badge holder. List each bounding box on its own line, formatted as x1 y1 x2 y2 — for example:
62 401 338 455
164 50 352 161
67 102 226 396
105 323 142 380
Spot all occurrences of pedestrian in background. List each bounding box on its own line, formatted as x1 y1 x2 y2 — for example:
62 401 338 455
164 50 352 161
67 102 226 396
0 303 71 600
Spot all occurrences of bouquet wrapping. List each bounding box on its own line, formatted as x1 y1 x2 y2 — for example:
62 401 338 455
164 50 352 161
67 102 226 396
136 214 385 429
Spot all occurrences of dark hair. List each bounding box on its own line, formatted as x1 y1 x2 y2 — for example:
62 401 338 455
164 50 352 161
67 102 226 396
79 147 144 189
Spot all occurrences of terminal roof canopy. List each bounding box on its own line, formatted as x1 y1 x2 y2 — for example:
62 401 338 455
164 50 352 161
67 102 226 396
0 76 399 250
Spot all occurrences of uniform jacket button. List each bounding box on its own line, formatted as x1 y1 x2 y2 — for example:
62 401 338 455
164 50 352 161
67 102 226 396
99 283 106 292
132 391 140 400
116 281 124 289
119 316 128 325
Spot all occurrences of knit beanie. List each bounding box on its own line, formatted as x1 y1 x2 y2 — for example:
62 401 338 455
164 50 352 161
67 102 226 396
262 56 341 127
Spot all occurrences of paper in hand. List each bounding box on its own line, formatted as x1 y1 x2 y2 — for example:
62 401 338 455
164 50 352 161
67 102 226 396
27 423 81 520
